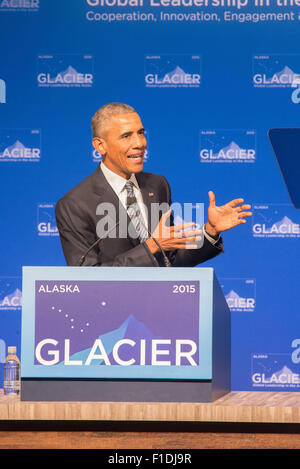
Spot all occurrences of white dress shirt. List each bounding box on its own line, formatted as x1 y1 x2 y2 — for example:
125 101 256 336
100 162 149 231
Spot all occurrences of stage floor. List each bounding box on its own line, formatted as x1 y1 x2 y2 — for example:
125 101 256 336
1 390 300 449
2 390 300 424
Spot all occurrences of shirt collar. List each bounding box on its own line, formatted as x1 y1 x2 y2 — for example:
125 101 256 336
100 161 139 195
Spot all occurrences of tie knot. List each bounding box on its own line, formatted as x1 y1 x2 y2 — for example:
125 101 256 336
124 181 134 196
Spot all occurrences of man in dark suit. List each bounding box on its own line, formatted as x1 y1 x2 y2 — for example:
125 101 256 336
55 103 252 267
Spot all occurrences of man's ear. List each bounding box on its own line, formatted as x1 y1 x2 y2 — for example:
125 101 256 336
92 137 106 156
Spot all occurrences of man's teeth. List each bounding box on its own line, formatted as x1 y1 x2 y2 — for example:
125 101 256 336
128 154 143 159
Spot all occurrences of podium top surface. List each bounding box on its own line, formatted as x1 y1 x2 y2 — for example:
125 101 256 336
22 266 215 282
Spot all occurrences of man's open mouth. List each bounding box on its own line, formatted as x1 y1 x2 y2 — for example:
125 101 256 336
127 153 144 160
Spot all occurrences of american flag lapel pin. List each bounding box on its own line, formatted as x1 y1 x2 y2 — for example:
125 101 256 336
148 192 154 197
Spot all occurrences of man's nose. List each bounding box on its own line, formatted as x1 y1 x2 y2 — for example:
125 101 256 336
132 133 146 148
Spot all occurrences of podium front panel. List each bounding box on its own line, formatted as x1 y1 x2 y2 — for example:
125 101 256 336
21 266 215 382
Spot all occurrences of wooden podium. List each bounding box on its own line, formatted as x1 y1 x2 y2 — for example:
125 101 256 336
20 266 230 403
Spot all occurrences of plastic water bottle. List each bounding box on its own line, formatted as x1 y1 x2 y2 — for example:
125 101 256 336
4 346 20 396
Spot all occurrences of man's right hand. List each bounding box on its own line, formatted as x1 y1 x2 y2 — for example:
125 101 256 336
145 210 203 254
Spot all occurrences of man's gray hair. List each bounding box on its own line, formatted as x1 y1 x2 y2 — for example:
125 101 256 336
91 102 136 138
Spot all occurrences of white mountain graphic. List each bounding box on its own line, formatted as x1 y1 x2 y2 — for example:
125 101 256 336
266 65 297 84
265 216 294 232
0 140 25 157
0 288 22 307
262 365 294 383
6 288 22 300
60 65 78 77
158 66 187 82
276 65 294 78
213 141 241 156
274 365 293 378
225 290 241 301
274 216 294 227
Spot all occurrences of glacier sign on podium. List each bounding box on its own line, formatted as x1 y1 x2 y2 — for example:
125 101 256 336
21 266 230 402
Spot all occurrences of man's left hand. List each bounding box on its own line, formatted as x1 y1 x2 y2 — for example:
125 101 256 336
205 191 252 237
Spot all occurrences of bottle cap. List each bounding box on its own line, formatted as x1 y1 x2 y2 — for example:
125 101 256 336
8 346 16 354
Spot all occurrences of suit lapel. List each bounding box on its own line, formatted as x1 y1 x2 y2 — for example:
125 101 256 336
91 165 140 247
136 172 157 236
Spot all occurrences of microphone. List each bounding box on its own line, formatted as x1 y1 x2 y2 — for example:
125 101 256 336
78 221 120 266
78 215 171 267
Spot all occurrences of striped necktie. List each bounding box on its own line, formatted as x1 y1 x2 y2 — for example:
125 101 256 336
124 181 148 242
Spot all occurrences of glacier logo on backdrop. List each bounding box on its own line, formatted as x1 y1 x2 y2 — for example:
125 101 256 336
37 54 94 88
220 278 256 312
0 129 41 162
145 54 201 88
253 54 300 88
252 204 300 238
37 204 59 236
0 0 39 11
0 78 6 103
92 149 103 163
0 278 22 310
251 351 300 390
199 129 256 164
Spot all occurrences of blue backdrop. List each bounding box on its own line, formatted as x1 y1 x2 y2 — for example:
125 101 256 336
0 0 299 391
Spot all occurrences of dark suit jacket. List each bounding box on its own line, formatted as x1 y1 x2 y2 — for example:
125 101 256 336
55 165 224 267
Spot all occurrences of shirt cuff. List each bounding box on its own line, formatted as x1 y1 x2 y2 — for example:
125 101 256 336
203 225 220 245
